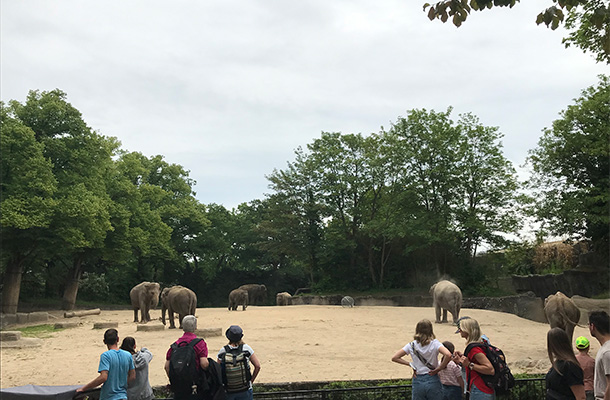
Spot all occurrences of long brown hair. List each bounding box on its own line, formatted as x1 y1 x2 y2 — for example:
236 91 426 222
413 319 435 346
547 328 579 374
120 336 136 354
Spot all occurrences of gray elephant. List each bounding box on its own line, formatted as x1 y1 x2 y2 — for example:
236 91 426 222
545 291 581 342
161 285 197 329
276 292 292 306
130 281 161 323
229 288 249 311
238 284 267 305
430 280 462 324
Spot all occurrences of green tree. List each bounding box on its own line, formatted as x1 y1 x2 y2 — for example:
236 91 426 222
0 104 57 313
526 75 610 258
423 0 610 63
11 89 119 310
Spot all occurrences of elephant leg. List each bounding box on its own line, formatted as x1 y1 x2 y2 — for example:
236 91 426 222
566 324 575 343
178 314 185 329
453 304 461 324
133 309 139 323
168 309 176 329
435 304 442 323
442 308 448 323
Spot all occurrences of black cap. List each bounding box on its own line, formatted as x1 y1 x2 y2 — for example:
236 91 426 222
226 325 243 342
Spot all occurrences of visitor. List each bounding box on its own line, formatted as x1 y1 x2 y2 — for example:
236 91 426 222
391 319 452 400
77 328 135 400
438 341 463 400
452 318 495 400
575 336 595 400
217 325 261 400
589 311 610 400
545 327 585 400
120 336 154 400
165 315 209 399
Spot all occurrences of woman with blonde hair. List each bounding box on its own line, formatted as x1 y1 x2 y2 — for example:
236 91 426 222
392 319 452 400
545 327 585 400
452 318 495 399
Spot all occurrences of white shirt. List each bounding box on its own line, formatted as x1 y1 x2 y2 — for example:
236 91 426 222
403 339 442 375
594 340 610 399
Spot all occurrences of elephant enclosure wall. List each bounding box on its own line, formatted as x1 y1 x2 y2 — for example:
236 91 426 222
0 305 600 389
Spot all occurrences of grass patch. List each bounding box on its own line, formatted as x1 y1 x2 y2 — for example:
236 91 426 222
17 324 62 338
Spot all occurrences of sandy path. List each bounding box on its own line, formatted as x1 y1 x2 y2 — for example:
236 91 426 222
0 305 598 389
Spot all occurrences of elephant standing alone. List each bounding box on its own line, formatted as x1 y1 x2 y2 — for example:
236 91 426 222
161 285 197 329
130 281 161 323
544 291 581 342
238 284 267 305
229 288 249 311
430 280 462 324
276 292 292 306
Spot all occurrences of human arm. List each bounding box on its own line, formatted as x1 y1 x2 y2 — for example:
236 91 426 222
429 345 452 375
249 353 261 383
128 367 136 383
391 349 410 366
462 351 494 376
199 357 209 370
164 359 170 378
76 371 108 392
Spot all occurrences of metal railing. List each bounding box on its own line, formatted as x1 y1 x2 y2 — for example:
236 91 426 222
253 378 547 400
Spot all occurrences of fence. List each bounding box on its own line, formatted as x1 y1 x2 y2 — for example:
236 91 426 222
253 378 546 400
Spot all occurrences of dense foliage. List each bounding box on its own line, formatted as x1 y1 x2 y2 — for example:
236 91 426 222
526 75 610 259
1 81 607 311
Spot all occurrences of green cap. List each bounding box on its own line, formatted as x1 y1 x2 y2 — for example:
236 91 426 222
575 336 590 349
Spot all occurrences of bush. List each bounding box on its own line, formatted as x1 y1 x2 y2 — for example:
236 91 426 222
78 272 110 301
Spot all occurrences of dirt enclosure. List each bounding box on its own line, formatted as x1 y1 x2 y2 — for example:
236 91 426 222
0 305 599 389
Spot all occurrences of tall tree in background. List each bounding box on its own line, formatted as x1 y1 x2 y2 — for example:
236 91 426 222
0 104 57 313
526 75 609 258
9 90 118 310
423 0 610 63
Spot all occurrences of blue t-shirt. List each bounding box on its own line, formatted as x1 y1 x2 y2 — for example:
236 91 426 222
98 349 135 400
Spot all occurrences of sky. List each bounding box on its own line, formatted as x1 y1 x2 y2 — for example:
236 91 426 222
2 1 607 210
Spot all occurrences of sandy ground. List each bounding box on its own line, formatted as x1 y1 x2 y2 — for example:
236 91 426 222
0 305 599 389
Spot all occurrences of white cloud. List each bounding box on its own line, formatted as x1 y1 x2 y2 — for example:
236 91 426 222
1 0 607 208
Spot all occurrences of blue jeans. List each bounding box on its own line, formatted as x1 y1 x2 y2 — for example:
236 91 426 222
469 385 495 400
226 388 253 400
442 384 463 400
412 374 443 400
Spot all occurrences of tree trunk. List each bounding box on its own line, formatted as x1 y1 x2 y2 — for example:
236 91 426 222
62 257 83 310
1 257 25 314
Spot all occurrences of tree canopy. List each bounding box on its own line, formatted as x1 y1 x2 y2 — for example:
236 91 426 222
526 75 609 258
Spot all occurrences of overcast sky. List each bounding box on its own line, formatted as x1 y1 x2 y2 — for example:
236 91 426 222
2 1 607 209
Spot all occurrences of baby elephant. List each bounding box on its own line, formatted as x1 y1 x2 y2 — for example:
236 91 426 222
276 292 292 306
229 288 249 311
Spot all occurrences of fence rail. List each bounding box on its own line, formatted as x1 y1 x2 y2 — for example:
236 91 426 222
253 378 546 400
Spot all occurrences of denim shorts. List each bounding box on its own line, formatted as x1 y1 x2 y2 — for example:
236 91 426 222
412 374 443 400
442 384 463 400
469 385 495 400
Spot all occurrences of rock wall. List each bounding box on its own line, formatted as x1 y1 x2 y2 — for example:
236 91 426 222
512 269 609 299
292 292 546 322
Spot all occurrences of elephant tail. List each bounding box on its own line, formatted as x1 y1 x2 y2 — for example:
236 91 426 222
557 307 586 328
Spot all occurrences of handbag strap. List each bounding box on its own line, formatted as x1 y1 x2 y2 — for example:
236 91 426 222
411 342 436 370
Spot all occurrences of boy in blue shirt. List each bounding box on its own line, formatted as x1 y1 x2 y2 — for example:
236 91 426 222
78 329 135 400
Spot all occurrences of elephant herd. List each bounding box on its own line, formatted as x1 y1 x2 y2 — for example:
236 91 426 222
131 280 584 342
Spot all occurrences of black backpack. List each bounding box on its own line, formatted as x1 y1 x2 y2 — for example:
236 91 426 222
219 344 252 393
465 342 515 395
200 358 227 400
169 338 203 398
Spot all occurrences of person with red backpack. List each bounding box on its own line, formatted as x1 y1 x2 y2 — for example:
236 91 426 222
453 318 495 400
165 315 209 400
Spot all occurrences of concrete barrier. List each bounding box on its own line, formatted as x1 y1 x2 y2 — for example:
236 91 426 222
0 331 22 341
16 313 29 325
137 324 165 332
28 312 49 324
93 322 119 329
0 314 17 329
196 328 222 337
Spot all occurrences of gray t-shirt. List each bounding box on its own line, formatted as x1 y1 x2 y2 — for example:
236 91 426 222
595 340 610 399
126 348 153 400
